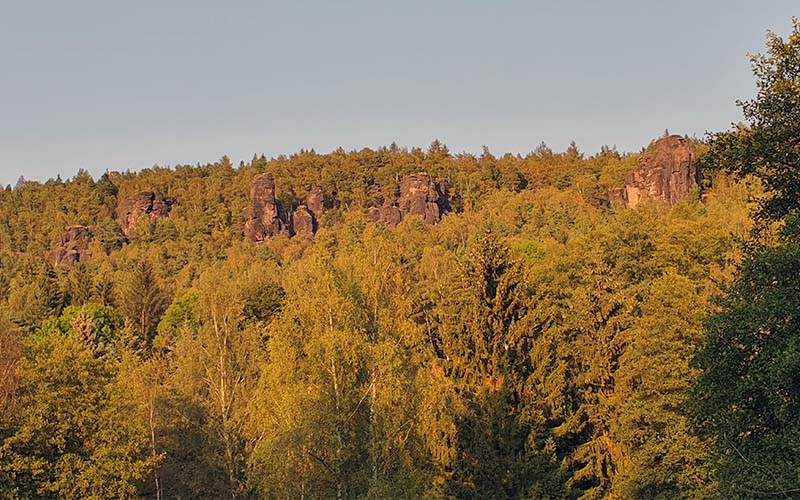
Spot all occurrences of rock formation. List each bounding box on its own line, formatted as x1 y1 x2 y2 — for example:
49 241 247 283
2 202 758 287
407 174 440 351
244 172 448 241
53 225 92 267
370 173 450 226
292 205 315 237
244 173 288 242
117 191 174 236
306 185 325 220
398 173 443 225
367 204 404 226
613 135 698 208
291 185 326 237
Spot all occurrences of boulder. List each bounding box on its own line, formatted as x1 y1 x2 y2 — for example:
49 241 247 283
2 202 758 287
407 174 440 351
244 173 288 242
117 191 174 236
53 225 92 267
616 135 698 208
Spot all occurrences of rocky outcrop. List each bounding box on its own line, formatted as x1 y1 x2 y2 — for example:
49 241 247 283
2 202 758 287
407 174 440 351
306 185 325 220
398 173 447 225
53 225 92 267
244 172 448 241
291 185 326 237
370 173 450 226
367 204 403 226
117 191 174 236
614 135 698 208
244 177 330 242
292 205 315 237
244 174 288 242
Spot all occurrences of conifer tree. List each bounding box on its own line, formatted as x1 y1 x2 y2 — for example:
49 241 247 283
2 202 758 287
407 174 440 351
117 259 169 351
427 233 563 499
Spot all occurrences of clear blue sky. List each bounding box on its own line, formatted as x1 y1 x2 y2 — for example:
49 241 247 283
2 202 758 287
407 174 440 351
0 1 797 186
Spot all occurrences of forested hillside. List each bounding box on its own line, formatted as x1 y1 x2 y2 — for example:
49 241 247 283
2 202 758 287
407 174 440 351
1 19 799 500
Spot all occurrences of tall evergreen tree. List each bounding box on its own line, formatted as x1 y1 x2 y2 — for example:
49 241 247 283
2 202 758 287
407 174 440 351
117 259 169 351
428 233 563 499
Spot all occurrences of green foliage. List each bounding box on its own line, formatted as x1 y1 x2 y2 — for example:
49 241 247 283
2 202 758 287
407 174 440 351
36 303 122 347
694 18 800 499
612 275 717 499
0 335 156 499
116 259 170 351
0 312 21 411
6 262 62 335
429 234 564 498
694 242 800 498
155 290 199 349
703 17 800 227
248 228 430 499
0 49 779 498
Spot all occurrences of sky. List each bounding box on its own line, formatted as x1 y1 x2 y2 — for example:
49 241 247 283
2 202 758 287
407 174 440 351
0 1 797 186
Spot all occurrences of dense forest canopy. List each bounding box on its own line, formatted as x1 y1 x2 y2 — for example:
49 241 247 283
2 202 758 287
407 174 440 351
1 18 799 500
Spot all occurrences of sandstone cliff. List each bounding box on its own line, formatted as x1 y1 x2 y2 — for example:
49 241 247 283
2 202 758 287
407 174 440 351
117 191 174 236
613 135 698 208
245 172 447 242
292 205 315 237
244 174 289 242
291 185 326 237
305 185 325 220
53 225 92 267
369 173 450 226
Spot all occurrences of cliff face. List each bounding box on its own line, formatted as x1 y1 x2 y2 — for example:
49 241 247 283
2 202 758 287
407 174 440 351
244 172 449 242
244 174 289 242
614 135 698 208
117 191 174 235
367 204 404 226
398 173 449 225
53 225 92 267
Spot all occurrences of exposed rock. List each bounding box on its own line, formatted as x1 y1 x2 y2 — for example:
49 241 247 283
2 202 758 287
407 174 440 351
292 185 325 236
292 205 315 237
244 173 288 242
53 226 92 267
117 191 174 236
616 135 698 209
367 204 404 226
244 172 447 237
398 173 441 224
371 173 450 226
609 187 627 208
306 185 325 220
